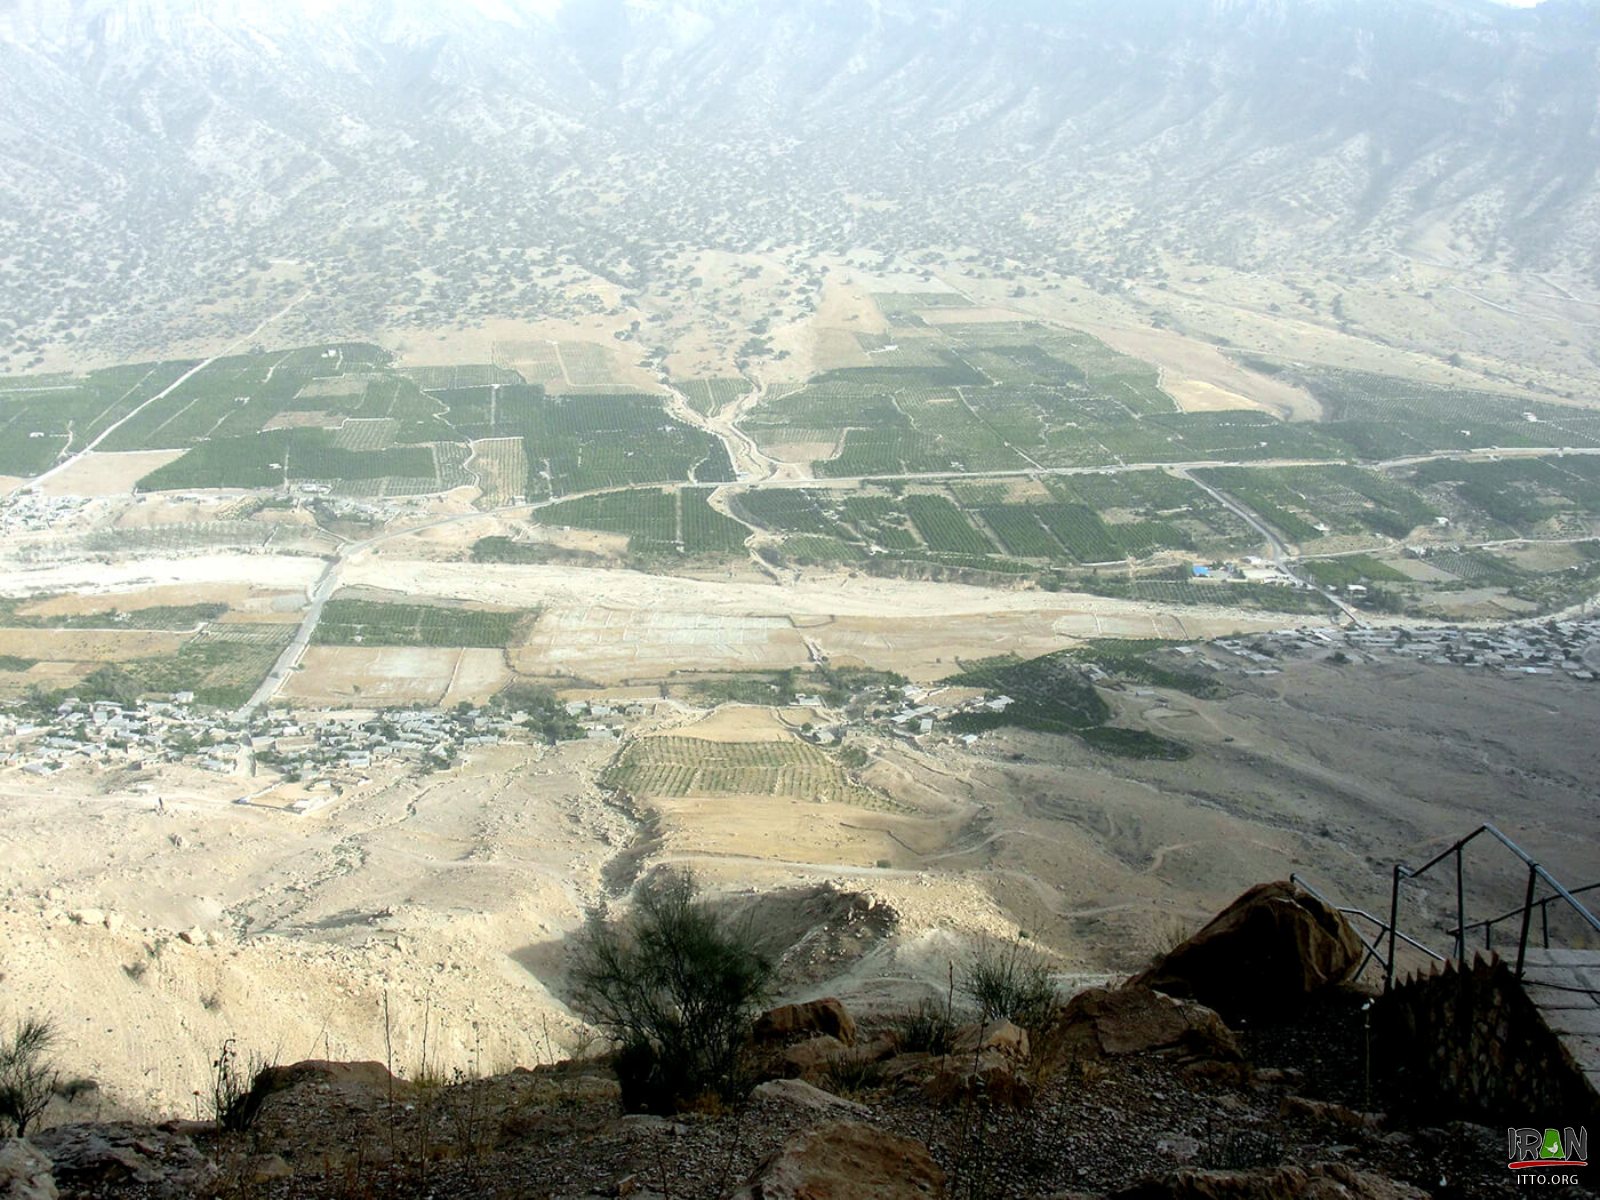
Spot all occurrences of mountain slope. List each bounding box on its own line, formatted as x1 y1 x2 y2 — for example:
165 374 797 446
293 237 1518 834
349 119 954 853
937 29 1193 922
0 0 1596 367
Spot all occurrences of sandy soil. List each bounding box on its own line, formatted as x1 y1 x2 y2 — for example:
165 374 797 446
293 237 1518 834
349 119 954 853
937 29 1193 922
18 583 302 619
0 555 325 600
32 451 186 497
362 560 1303 682
0 742 625 1116
280 646 512 707
0 628 191 661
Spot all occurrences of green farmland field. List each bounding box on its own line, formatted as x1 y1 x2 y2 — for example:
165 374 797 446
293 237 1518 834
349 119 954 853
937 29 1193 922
313 599 532 647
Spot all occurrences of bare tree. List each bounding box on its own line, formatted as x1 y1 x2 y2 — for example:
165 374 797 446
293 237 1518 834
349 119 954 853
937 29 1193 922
0 1017 60 1137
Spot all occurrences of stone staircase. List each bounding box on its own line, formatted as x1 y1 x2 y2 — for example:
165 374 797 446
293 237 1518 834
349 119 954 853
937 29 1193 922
1519 947 1600 1100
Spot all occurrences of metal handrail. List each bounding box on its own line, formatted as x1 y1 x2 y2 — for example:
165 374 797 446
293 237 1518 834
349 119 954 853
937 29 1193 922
1291 872 1448 983
1383 824 1600 991
1453 880 1600 949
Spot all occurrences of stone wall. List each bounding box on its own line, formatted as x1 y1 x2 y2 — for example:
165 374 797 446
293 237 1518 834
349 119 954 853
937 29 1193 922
1375 954 1597 1131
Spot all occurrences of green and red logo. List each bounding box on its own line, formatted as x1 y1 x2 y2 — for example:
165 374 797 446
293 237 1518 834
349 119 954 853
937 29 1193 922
1508 1126 1588 1172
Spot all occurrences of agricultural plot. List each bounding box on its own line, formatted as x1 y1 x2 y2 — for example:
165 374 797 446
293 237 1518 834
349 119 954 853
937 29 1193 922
1302 555 1410 587
735 490 856 539
378 443 470 497
77 623 296 708
553 343 613 387
1053 474 1251 554
470 437 531 508
978 506 1066 558
136 429 436 492
399 364 523 390
766 535 868 566
1196 466 1439 543
0 359 196 475
676 378 752 417
0 600 227 630
839 496 920 550
681 488 749 555
1405 457 1600 534
517 393 733 496
313 598 531 648
1423 550 1525 587
80 522 279 554
533 486 746 556
903 494 996 555
539 489 678 550
603 735 898 810
330 419 399 451
945 652 1110 733
1063 573 1336 615
1278 365 1600 459
1034 502 1123 562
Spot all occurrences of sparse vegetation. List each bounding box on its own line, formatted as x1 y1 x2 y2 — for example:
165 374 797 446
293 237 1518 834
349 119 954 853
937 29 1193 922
960 937 1059 1032
0 1016 61 1136
567 870 774 1113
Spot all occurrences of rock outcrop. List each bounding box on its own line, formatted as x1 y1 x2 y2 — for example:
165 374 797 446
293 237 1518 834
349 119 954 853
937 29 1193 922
730 1120 944 1199
29 1125 211 1198
1134 882 1364 1022
1052 985 1241 1062
0 1139 56 1200
755 998 858 1046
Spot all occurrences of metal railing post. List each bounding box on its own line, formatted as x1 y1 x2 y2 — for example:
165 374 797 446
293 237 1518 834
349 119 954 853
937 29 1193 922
1455 844 1466 960
1385 864 1402 991
1515 862 1539 979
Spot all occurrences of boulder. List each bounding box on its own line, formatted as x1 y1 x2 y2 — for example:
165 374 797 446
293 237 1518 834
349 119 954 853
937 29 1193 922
730 1120 944 1199
30 1125 211 1197
755 998 857 1046
0 1139 56 1200
751 1078 869 1115
249 1059 405 1099
1104 1163 1427 1199
780 1036 848 1080
951 1019 1030 1063
1052 985 1241 1062
925 1051 1033 1109
1133 882 1364 1022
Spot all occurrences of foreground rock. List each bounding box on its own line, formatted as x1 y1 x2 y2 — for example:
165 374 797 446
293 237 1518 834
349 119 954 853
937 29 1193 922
29 1125 211 1198
751 1078 869 1115
730 1120 944 1199
1134 882 1364 1022
1053 985 1241 1062
755 997 858 1046
0 1139 56 1200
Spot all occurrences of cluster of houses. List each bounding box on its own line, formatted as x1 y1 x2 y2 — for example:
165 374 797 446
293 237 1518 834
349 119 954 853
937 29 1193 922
1204 618 1600 682
796 682 1014 747
0 490 90 536
0 696 548 784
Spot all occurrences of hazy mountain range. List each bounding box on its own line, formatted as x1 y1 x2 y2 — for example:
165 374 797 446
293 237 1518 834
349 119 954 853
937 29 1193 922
1 0 1596 362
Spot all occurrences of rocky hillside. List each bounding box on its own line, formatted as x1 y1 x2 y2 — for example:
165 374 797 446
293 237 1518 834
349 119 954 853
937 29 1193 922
1 882 1577 1198
1 0 1597 365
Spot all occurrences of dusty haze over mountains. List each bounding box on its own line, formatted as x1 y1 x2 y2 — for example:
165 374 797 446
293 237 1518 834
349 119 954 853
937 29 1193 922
3 0 1600 370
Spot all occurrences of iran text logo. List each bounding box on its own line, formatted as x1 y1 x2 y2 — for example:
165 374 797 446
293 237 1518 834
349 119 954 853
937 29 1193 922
1507 1126 1588 1175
